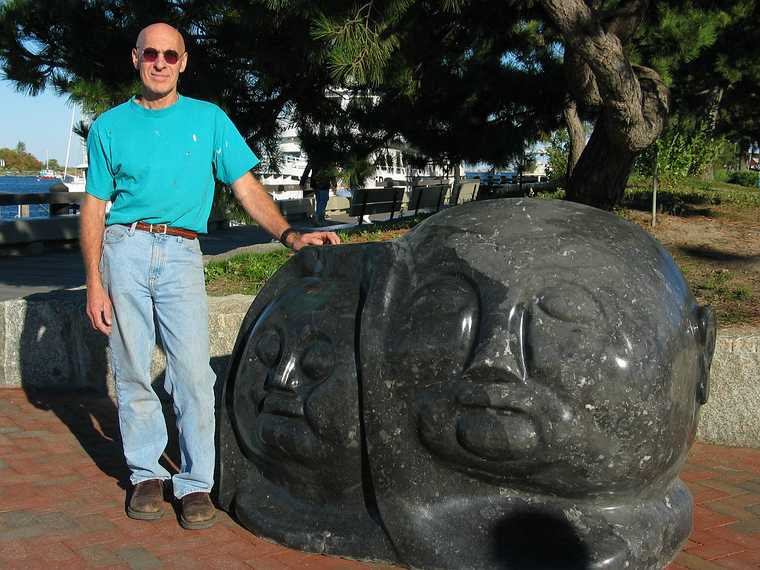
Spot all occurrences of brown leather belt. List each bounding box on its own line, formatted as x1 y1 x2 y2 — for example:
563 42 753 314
125 222 198 240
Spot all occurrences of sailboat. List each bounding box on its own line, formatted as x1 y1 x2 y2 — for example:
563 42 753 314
61 107 87 193
37 150 57 179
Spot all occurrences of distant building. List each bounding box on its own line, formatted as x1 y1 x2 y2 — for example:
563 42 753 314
0 159 5 168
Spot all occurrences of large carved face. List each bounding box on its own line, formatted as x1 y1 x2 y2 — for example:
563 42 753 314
362 199 716 497
230 276 362 498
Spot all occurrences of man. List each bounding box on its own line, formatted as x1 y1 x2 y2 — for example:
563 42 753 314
310 162 335 226
80 22 339 530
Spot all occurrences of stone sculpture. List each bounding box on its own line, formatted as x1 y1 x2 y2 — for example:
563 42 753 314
217 198 716 570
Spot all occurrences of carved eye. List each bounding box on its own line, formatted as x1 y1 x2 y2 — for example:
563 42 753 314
300 338 334 383
536 284 602 324
255 329 282 368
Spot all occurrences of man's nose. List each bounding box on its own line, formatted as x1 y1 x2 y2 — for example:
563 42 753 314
264 354 300 391
463 304 527 384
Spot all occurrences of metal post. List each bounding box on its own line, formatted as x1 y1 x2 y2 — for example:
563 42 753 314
651 147 659 228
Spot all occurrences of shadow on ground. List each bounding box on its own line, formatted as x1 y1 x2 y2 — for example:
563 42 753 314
17 288 232 495
677 245 760 265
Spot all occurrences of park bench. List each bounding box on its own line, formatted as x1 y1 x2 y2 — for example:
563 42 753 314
408 183 450 216
348 187 405 226
449 180 480 205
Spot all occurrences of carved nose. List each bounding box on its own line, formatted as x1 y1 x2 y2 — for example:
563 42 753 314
264 354 300 391
464 304 527 384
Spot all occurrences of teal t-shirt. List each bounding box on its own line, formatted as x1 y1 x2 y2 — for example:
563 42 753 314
85 95 259 233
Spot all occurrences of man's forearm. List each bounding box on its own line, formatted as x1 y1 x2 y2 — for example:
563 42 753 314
231 173 291 240
80 195 107 286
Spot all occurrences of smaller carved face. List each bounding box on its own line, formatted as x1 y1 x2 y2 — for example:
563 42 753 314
231 278 361 494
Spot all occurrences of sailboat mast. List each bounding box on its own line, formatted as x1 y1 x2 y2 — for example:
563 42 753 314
63 107 76 179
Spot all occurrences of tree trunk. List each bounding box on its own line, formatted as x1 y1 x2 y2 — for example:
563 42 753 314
707 86 724 132
541 0 669 207
566 113 636 208
563 98 585 178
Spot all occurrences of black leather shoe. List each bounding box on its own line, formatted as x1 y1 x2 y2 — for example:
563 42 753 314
127 479 165 520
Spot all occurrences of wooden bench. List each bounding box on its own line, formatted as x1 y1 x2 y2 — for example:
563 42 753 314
348 187 405 226
409 183 450 216
449 180 480 205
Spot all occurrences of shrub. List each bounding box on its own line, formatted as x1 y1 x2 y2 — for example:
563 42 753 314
727 171 760 188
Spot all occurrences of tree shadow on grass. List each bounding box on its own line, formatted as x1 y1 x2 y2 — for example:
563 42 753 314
676 245 760 264
624 190 718 217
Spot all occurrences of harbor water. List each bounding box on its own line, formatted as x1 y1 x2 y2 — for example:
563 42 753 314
0 176 58 219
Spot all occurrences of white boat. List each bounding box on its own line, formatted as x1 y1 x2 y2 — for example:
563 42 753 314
62 171 86 193
60 107 88 194
37 168 58 180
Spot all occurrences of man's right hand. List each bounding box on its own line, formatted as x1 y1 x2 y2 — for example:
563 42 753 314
86 282 113 335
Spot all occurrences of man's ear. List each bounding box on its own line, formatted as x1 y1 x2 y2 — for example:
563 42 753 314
179 51 188 73
696 305 717 405
131 47 139 70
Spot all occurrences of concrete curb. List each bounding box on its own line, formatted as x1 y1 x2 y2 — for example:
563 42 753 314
697 330 760 448
0 291 252 396
0 291 757 447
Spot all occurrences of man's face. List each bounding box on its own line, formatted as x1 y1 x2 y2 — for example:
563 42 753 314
131 25 187 98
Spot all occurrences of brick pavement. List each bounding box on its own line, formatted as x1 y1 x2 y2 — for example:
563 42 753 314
1 388 760 569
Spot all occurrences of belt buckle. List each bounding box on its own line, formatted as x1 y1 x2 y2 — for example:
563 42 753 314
159 224 168 234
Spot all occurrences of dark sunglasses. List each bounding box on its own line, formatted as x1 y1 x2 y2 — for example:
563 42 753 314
139 47 183 65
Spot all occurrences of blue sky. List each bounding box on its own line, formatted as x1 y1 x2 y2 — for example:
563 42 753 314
0 79 85 166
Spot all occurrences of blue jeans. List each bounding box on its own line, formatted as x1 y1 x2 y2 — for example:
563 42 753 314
100 223 216 498
315 189 329 220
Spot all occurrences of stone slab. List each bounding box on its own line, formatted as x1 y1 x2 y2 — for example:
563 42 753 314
697 330 760 448
0 292 252 395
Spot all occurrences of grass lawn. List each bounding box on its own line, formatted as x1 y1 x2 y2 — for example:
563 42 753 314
205 178 760 328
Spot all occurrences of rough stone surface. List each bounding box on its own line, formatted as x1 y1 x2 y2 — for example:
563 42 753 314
698 331 760 447
219 198 717 570
0 292 252 394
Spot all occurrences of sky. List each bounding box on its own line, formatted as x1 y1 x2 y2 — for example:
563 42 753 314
0 79 85 166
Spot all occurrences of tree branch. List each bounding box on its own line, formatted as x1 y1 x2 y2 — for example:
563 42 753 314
540 0 668 151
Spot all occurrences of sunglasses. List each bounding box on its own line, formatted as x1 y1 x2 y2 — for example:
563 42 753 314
139 47 183 65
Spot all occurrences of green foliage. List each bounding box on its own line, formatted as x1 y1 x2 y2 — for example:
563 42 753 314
340 153 376 188
727 170 760 188
625 174 760 216
0 144 42 171
204 250 292 293
637 118 734 190
545 130 568 181
311 6 402 87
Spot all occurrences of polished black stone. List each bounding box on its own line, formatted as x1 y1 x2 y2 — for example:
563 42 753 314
217 198 716 569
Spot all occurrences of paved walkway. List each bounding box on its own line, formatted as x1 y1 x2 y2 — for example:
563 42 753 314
0 215 365 302
1 389 759 569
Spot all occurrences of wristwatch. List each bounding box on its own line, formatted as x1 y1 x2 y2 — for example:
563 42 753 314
279 227 299 249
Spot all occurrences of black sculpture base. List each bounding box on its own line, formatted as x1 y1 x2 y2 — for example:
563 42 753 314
233 471 394 561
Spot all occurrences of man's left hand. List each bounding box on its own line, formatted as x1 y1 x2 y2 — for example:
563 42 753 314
291 231 341 251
